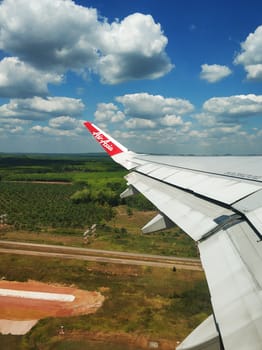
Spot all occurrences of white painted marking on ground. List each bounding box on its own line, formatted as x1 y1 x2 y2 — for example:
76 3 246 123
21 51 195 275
0 319 38 335
0 288 75 302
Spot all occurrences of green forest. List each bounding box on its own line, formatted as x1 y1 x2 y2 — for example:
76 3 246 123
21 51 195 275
0 154 152 227
0 153 197 257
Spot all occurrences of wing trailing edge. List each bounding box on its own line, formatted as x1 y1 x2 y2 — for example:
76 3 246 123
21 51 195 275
177 315 220 350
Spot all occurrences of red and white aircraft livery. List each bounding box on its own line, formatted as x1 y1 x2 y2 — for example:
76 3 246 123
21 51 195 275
84 121 262 350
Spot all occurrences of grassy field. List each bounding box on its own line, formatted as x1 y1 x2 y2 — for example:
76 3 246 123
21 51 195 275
0 154 209 349
0 254 211 350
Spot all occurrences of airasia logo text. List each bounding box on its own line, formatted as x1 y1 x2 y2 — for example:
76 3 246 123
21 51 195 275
93 131 113 152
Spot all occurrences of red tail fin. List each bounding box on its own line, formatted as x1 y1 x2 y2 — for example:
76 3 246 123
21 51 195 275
84 122 126 157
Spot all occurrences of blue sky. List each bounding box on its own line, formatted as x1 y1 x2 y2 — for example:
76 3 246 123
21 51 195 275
0 0 261 155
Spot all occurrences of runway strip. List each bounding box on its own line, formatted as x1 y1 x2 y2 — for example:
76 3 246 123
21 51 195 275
0 240 202 270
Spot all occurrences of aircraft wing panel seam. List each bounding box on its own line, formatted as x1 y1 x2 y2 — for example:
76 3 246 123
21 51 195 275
131 170 262 241
127 171 236 241
134 157 262 184
134 170 235 211
134 170 262 239
135 166 262 204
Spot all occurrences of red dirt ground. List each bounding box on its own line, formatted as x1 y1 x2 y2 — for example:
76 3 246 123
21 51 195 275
0 280 104 320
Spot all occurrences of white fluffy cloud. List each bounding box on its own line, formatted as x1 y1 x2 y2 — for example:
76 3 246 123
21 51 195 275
116 93 194 119
0 0 173 88
94 103 125 123
92 93 195 146
48 116 84 130
93 93 194 132
94 92 261 155
125 118 156 129
203 94 262 118
30 116 85 137
98 13 173 83
0 96 84 120
31 125 75 136
200 64 232 83
0 117 28 134
0 0 100 71
0 57 62 98
243 64 262 80
234 25 262 81
160 115 183 126
100 13 168 57
190 94 262 154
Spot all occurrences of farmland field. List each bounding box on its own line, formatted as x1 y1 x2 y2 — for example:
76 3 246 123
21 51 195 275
0 153 197 257
0 153 209 350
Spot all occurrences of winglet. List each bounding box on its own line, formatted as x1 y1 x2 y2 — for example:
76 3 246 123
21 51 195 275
84 121 128 157
84 121 138 170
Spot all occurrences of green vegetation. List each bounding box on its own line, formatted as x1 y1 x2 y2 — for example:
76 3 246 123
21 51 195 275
0 254 211 350
0 154 124 231
0 154 126 184
0 154 208 349
0 182 115 230
0 335 22 349
0 153 198 257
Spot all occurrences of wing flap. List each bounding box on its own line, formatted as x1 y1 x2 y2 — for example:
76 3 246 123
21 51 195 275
177 315 221 350
126 172 234 241
199 221 262 350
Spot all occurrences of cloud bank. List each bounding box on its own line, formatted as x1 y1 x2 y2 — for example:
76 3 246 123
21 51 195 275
235 25 262 81
0 0 173 93
0 1 260 154
92 92 262 155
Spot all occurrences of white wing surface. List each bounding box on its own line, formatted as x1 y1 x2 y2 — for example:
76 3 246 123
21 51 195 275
84 122 262 350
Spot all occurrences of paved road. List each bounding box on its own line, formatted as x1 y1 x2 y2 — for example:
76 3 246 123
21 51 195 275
0 240 202 270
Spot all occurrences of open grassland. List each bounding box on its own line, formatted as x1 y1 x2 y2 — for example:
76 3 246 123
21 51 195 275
0 254 211 350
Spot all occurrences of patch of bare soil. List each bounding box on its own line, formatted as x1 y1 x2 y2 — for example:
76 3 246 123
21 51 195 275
0 280 104 320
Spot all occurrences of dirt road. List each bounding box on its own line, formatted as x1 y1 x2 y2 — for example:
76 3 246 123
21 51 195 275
0 240 202 270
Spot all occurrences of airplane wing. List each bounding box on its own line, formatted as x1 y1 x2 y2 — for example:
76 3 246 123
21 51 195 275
84 121 262 350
